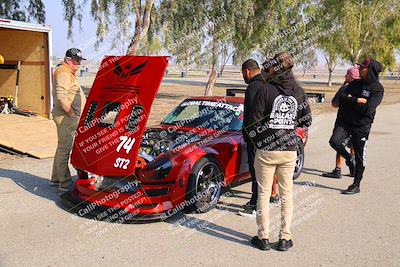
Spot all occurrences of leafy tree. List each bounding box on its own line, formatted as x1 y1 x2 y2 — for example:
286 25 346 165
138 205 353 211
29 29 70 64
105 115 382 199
320 42 340 86
219 43 234 77
256 0 311 60
161 1 205 76
201 0 234 96
230 0 259 64
312 1 344 86
319 0 400 72
62 0 157 55
162 0 241 95
299 49 317 77
0 0 45 24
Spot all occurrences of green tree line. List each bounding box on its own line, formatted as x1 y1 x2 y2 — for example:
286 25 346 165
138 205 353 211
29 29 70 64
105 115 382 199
2 0 399 93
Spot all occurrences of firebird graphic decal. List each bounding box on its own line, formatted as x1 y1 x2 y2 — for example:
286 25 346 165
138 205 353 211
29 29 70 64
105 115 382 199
114 61 148 82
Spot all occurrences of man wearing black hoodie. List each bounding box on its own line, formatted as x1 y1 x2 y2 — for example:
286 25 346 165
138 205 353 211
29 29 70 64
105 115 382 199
332 57 384 194
240 59 267 216
245 52 312 251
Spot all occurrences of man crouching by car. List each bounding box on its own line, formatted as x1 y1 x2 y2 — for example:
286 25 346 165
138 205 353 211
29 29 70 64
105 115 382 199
244 52 312 251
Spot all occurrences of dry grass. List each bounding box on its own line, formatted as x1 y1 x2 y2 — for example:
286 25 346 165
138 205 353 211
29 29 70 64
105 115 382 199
79 70 400 126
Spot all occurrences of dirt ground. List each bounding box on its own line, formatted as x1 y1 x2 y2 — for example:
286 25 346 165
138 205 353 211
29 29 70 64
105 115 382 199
78 70 400 126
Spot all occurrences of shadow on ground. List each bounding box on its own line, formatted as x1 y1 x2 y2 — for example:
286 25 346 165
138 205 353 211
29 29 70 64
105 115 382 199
0 168 66 202
165 212 253 247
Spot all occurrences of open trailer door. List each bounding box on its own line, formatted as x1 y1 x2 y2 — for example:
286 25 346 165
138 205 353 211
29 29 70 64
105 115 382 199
71 56 169 176
0 19 52 118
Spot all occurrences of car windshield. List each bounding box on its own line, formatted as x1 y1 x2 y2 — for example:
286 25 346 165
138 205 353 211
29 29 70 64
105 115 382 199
161 99 244 131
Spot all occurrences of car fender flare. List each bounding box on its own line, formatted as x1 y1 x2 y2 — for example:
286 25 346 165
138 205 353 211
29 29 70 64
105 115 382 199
187 147 219 166
170 147 220 205
178 146 220 178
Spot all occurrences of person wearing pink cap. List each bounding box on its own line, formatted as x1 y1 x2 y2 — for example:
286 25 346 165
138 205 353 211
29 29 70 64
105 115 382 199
323 66 360 178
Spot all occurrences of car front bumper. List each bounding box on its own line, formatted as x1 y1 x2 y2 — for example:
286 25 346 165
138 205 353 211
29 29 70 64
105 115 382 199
60 189 173 222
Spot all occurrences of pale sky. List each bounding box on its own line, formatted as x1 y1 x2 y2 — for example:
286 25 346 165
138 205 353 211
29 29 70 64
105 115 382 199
43 0 117 60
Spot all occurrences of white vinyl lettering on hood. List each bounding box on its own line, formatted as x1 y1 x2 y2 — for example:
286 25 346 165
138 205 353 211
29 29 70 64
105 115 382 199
268 95 298 129
181 100 242 112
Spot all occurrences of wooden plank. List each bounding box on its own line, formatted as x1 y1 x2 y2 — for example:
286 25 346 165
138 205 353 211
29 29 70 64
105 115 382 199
5 61 46 66
0 28 46 62
0 114 56 158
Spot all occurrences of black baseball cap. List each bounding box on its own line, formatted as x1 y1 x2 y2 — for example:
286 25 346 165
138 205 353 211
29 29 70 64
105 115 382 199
359 57 372 69
65 48 86 62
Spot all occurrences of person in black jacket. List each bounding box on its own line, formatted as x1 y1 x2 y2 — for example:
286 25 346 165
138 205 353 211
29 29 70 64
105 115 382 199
330 57 384 194
322 66 359 178
245 52 312 251
239 59 268 217
239 60 280 218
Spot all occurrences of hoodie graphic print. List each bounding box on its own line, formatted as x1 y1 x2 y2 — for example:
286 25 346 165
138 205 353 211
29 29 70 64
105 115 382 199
268 95 298 129
246 71 312 151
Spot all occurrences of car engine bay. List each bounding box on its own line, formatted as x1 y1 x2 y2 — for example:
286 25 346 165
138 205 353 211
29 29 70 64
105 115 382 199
138 130 201 162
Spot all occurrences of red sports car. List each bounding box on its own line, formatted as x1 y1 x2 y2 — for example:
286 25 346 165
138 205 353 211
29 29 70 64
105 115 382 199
61 56 307 221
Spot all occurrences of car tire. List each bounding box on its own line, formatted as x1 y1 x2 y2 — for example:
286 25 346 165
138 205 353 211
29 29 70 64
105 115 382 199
185 157 223 213
293 138 304 180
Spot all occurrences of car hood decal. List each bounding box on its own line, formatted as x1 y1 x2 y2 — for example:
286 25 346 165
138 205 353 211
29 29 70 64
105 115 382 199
71 56 169 176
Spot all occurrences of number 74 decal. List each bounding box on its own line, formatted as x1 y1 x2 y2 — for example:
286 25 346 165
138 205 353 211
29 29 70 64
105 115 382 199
117 136 136 154
114 136 135 170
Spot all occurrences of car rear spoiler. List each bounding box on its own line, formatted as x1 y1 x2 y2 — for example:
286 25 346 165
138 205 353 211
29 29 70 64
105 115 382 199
227 89 325 103
226 89 246 96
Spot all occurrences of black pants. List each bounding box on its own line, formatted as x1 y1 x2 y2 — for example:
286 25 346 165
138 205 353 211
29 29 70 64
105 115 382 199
329 123 371 186
247 141 258 206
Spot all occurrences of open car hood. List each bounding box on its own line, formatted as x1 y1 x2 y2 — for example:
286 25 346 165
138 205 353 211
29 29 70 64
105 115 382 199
71 56 169 176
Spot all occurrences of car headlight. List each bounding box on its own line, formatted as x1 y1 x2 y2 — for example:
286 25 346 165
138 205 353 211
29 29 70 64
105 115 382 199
141 157 173 181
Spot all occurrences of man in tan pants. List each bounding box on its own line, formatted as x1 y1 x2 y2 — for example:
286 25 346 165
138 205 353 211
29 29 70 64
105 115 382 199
254 150 296 249
51 48 86 191
245 52 312 251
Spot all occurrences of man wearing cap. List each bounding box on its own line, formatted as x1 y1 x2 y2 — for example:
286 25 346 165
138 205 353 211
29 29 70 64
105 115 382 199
333 57 384 194
51 48 87 191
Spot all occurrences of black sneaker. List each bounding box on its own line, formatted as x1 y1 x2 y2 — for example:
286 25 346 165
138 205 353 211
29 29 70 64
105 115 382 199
58 181 73 192
251 236 271 250
346 158 355 177
341 184 360 195
270 195 280 204
322 168 341 178
50 181 60 186
277 239 293 251
242 201 256 210
238 207 256 218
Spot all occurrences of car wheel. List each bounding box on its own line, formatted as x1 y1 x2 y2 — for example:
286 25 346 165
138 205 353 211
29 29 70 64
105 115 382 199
293 138 304 180
185 157 223 213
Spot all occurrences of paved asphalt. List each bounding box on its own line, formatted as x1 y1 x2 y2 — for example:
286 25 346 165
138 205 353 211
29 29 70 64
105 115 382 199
0 104 399 267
